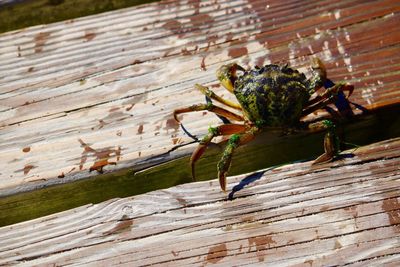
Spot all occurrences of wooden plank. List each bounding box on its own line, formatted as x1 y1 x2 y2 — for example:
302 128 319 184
0 137 399 266
1 106 399 227
0 0 400 197
0 0 160 34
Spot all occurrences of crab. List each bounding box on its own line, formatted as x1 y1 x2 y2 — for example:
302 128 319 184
174 58 354 192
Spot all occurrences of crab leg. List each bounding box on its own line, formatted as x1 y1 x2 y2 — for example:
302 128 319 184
302 83 354 116
174 103 245 123
216 62 245 93
218 126 259 192
195 84 242 110
312 120 340 164
191 124 248 181
308 82 354 107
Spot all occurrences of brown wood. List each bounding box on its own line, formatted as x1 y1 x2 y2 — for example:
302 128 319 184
1 0 400 197
0 137 399 266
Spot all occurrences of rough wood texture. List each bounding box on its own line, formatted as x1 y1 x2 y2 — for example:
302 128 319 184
0 137 399 266
1 0 400 196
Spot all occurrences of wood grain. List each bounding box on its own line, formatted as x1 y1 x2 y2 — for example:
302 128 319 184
1 0 399 196
0 137 399 266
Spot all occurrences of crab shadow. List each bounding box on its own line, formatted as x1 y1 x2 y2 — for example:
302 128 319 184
336 153 356 159
228 169 267 200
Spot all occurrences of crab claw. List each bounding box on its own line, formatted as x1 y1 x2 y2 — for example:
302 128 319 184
216 63 245 93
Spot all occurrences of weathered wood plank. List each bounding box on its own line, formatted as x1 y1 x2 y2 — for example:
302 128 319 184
0 0 161 34
0 138 399 266
1 106 399 227
1 0 399 197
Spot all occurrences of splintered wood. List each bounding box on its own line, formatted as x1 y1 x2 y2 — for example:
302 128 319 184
0 138 399 266
1 0 400 195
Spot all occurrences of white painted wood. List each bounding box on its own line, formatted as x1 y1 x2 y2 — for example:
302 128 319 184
0 138 399 266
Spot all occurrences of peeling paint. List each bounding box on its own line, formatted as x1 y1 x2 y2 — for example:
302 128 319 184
382 198 400 232
84 30 96 41
34 31 51 53
23 164 35 175
248 236 276 262
137 124 144 134
228 46 248 58
206 243 227 264
103 219 133 235
78 139 121 173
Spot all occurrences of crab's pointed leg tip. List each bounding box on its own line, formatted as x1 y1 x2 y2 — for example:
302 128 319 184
221 185 227 193
312 153 332 165
218 172 227 193
173 112 180 123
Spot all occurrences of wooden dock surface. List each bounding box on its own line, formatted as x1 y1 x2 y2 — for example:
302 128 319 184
0 137 399 266
1 0 400 196
1 0 400 265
